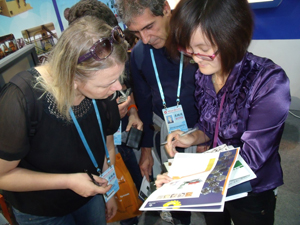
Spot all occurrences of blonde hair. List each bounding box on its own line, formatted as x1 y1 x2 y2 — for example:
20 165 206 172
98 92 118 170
37 16 128 120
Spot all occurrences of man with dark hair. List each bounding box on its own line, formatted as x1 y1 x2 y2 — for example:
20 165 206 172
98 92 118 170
115 0 199 224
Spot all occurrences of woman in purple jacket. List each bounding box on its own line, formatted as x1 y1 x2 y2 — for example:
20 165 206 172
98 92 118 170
157 0 291 224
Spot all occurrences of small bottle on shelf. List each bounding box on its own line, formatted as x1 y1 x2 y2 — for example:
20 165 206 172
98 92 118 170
3 43 12 56
0 47 5 59
9 41 17 52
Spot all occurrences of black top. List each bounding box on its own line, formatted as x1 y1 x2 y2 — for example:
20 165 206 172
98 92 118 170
0 68 120 216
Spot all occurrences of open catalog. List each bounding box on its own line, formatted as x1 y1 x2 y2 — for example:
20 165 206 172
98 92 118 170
139 145 256 212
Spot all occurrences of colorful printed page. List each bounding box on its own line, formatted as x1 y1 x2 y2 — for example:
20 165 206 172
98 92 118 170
140 148 239 212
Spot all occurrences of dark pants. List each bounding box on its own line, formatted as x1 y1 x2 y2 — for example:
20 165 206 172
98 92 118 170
12 195 105 225
171 211 191 224
117 145 143 191
204 189 277 225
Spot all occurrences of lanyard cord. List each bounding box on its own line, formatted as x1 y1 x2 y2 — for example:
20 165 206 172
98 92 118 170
213 92 226 148
177 53 183 105
69 99 111 175
92 99 111 166
150 49 184 108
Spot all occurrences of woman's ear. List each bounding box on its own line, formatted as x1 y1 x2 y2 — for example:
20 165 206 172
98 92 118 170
74 80 78 90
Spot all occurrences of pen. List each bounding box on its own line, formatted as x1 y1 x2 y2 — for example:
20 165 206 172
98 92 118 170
84 169 100 186
160 127 199 146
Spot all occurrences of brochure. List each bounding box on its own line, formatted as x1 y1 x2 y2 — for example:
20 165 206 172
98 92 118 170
140 147 240 212
228 155 256 188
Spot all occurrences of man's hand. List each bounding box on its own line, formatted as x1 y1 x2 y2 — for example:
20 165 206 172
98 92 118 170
126 107 143 131
139 147 154 182
117 96 131 119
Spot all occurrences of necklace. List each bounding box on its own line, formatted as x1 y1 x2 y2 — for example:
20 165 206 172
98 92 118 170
212 75 225 86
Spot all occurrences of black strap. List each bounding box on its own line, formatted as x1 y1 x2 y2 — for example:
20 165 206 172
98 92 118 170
10 71 42 137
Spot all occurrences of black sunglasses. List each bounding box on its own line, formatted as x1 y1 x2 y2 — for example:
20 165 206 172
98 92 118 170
78 26 125 64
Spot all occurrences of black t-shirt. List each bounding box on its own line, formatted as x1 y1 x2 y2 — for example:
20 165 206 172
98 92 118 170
0 68 120 216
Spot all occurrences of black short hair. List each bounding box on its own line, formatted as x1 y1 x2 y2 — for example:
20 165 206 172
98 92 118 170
166 0 253 74
123 28 138 48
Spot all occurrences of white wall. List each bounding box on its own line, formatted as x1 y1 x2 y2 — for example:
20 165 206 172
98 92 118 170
167 0 180 9
248 40 300 110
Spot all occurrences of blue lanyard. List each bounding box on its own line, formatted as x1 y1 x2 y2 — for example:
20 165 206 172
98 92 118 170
69 99 110 175
150 49 184 108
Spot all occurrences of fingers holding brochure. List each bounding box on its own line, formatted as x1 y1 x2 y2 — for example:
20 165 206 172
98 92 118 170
155 173 173 189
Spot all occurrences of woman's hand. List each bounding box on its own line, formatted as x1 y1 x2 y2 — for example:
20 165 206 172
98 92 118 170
67 173 111 197
165 130 196 157
106 196 118 221
155 173 173 189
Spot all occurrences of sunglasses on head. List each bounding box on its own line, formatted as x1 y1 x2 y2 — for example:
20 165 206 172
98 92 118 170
77 26 125 64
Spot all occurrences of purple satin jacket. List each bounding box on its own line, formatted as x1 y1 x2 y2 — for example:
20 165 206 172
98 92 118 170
194 52 291 193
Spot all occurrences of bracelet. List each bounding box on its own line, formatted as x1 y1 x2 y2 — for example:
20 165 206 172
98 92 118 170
127 104 138 112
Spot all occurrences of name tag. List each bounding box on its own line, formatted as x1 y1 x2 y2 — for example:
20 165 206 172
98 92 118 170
162 104 188 133
100 165 119 202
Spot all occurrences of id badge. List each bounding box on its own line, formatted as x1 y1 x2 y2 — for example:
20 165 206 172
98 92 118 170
100 165 119 202
113 121 122 145
162 105 188 133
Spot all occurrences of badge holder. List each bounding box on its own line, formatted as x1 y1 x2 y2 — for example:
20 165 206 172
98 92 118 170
150 49 188 133
162 105 188 134
100 164 119 202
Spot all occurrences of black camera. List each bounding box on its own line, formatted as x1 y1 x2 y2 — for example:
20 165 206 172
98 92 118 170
125 126 143 150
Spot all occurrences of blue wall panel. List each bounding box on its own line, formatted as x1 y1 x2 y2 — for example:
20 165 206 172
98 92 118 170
252 0 300 39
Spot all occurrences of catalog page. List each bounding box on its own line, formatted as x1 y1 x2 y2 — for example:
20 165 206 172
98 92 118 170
140 148 239 212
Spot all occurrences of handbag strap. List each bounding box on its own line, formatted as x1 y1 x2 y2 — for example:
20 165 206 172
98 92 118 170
213 92 226 148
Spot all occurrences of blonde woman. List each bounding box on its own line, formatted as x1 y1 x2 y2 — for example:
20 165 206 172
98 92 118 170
0 16 128 224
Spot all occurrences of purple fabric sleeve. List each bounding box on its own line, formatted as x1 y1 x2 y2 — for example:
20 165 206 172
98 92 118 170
240 63 290 192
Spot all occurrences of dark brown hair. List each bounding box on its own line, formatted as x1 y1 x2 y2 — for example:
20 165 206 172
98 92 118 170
124 28 139 49
115 0 166 26
64 0 118 27
166 0 254 75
